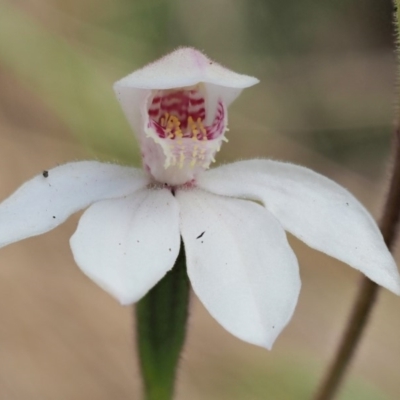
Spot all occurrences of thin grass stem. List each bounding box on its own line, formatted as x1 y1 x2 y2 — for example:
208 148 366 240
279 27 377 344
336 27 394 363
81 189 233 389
313 128 400 400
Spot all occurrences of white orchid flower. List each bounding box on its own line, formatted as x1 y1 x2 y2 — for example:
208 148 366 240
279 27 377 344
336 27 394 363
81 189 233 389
0 48 399 350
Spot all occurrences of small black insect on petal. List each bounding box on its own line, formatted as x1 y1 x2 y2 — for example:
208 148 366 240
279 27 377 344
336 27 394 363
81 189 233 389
42 170 49 178
196 231 205 239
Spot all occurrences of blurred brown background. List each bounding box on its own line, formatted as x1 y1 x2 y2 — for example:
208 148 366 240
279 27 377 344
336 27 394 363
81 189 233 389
0 0 399 398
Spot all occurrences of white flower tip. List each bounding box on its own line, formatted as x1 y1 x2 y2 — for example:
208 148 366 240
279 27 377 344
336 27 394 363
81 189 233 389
264 324 288 350
117 295 136 306
363 255 400 296
241 329 279 350
386 271 400 296
263 338 274 351
114 47 259 90
392 285 400 296
217 316 287 350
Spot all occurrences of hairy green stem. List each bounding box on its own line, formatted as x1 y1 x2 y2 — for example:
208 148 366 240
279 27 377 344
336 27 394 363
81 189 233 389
136 242 190 400
313 127 400 400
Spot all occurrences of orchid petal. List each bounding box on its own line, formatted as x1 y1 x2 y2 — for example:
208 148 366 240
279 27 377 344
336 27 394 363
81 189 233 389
70 188 180 305
0 162 148 248
176 188 300 349
197 160 400 294
114 47 258 91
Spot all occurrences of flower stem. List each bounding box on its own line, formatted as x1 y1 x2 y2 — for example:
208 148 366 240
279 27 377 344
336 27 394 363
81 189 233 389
135 242 190 400
313 128 400 400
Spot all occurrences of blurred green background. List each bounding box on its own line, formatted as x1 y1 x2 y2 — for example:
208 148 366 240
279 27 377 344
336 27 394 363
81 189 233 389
0 0 399 399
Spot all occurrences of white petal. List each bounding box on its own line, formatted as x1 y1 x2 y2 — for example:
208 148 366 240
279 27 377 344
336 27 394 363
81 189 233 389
114 47 259 91
197 160 400 294
0 161 148 248
176 188 300 349
70 188 180 305
114 85 148 138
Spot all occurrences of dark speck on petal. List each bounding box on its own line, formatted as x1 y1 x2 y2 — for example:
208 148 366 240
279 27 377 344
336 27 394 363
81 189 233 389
42 170 49 178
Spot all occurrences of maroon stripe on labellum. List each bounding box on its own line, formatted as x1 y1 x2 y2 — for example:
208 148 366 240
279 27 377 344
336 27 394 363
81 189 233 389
189 106 205 115
161 99 187 107
149 120 166 138
189 98 204 106
148 109 159 117
162 91 187 100
161 104 189 113
189 107 205 115
206 101 225 140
